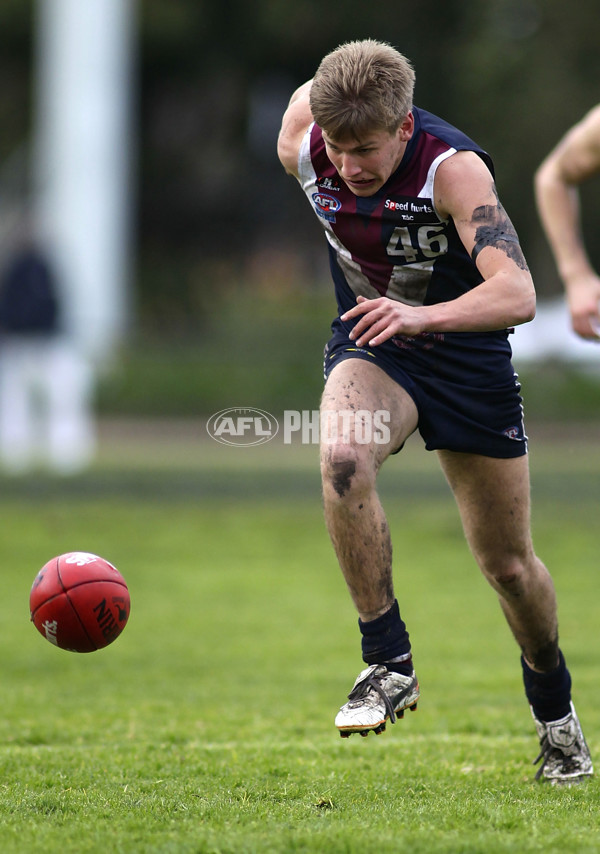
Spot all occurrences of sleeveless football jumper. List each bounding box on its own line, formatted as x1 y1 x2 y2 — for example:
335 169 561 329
297 107 527 458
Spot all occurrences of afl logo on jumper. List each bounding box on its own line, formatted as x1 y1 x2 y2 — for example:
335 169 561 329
312 192 341 222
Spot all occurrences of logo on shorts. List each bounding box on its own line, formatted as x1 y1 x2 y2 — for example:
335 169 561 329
502 426 520 440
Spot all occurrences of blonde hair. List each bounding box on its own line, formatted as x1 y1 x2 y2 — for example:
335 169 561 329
309 39 415 141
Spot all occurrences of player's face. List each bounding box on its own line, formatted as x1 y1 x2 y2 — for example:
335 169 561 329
323 114 414 196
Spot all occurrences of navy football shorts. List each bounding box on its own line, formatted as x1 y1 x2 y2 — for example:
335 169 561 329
323 323 527 459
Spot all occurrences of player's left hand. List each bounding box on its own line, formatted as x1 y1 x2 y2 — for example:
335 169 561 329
341 295 429 347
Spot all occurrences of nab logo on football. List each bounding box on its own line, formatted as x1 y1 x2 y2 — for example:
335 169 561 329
206 408 279 447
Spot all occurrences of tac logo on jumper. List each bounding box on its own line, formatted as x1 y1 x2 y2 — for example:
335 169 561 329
312 192 341 222
206 408 279 447
383 196 437 224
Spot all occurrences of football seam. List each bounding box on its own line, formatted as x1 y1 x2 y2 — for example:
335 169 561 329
56 561 128 652
30 581 128 616
63 588 98 651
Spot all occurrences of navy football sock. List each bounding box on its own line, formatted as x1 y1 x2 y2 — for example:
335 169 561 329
521 650 572 723
359 599 413 676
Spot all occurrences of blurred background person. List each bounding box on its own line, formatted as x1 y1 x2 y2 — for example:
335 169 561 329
0 221 95 475
535 104 600 341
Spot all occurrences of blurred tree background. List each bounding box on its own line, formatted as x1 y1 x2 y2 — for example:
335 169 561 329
1 0 600 416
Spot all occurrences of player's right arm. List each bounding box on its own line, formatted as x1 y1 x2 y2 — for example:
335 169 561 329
277 80 314 178
535 105 600 339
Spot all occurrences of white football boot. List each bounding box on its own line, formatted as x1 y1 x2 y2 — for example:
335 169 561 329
335 664 419 737
532 702 593 783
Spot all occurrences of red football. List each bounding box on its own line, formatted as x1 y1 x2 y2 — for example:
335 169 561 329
30 552 130 653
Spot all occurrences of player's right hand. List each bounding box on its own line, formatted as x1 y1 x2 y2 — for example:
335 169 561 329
566 273 600 340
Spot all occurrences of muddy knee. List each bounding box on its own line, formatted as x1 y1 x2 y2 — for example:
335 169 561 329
321 445 374 500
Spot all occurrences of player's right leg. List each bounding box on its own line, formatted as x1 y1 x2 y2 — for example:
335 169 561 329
319 357 420 736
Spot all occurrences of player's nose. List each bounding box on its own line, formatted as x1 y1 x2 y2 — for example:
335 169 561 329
339 154 362 178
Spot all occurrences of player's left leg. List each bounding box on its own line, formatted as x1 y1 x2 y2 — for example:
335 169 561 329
437 450 593 783
438 452 555 665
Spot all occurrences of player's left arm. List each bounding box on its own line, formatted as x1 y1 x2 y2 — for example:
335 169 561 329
428 150 536 331
343 151 535 347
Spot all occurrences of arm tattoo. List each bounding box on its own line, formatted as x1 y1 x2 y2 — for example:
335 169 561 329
470 187 529 271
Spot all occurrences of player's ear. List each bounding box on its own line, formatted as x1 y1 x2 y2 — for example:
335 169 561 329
398 112 414 142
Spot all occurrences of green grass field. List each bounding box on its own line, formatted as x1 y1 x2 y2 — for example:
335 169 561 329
1 421 599 853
